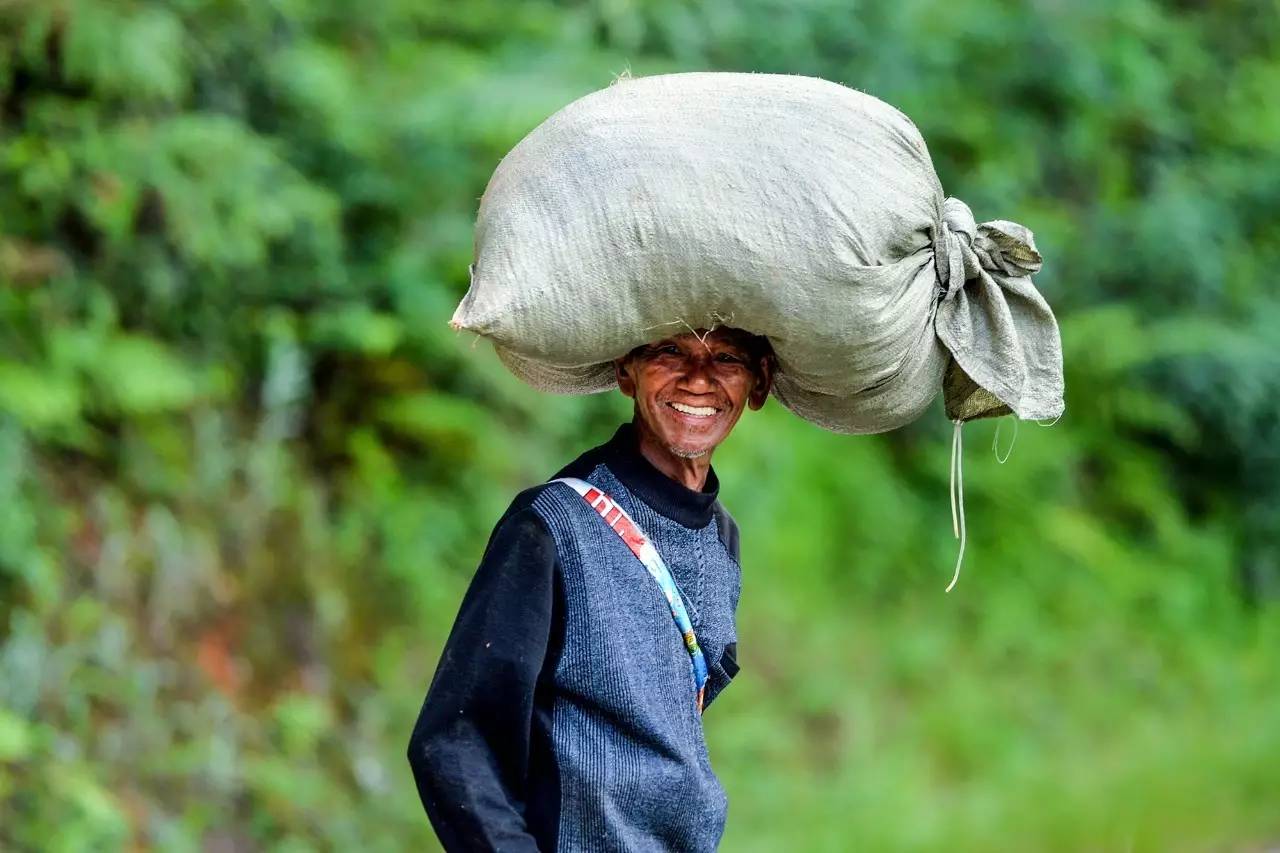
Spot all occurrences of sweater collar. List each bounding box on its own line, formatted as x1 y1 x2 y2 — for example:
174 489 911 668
599 421 720 530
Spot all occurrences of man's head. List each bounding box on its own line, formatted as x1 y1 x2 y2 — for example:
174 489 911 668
614 327 775 461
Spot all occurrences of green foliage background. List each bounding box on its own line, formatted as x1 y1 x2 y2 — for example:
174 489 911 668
2 1 1279 850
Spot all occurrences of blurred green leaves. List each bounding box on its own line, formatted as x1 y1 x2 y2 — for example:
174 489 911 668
57 3 189 104
0 706 35 761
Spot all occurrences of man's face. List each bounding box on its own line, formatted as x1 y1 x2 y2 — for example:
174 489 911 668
614 328 773 459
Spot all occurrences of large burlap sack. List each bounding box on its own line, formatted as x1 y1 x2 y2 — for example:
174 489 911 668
451 71 1064 433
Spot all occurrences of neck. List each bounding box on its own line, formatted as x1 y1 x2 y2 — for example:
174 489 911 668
632 417 711 491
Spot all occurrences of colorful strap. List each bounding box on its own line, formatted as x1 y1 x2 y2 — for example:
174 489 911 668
552 477 710 713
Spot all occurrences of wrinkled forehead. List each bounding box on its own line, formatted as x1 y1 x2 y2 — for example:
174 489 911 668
623 326 774 366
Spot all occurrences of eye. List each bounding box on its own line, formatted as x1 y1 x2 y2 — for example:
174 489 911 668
656 344 681 355
715 352 745 365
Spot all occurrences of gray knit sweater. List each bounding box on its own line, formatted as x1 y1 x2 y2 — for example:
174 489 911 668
408 422 742 852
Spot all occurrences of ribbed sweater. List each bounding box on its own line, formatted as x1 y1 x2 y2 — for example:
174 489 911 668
408 421 742 852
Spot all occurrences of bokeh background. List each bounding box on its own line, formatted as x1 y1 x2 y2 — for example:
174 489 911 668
3 1 1279 850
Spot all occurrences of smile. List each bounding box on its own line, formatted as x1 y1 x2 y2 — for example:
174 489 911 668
667 402 720 418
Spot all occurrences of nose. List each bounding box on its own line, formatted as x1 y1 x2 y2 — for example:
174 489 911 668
678 352 717 394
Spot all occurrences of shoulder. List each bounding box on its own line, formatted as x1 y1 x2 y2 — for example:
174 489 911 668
481 484 560 562
494 485 549 529
500 482 554 521
490 475 598 544
487 433 616 547
711 500 740 564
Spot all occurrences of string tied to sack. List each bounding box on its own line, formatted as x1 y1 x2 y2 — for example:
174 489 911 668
932 196 1057 592
945 413 1026 592
947 417 966 593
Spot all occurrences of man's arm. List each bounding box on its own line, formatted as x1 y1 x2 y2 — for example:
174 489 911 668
407 498 558 852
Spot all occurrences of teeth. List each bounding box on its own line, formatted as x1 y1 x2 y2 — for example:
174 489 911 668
669 402 718 417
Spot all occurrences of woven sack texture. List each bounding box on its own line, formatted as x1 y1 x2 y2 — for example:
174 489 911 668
451 71 1064 433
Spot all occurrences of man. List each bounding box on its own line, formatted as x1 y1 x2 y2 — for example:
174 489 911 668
408 326 775 852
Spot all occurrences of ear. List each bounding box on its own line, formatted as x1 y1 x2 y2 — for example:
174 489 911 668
614 357 637 399
747 355 773 411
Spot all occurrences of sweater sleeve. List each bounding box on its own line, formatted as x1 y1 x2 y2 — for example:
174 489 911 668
407 499 558 852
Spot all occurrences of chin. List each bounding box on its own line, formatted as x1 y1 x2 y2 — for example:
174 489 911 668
641 402 735 459
662 429 723 459
667 443 712 460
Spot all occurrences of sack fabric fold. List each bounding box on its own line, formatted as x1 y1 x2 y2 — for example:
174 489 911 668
451 71 1064 433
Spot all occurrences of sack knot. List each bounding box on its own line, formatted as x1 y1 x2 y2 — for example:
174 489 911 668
933 197 1043 301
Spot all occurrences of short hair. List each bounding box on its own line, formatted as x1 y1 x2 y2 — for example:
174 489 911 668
731 329 776 371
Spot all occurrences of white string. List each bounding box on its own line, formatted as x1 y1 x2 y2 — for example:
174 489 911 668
992 415 1018 463
947 419 966 593
640 314 738 352
675 318 716 351
949 420 960 538
639 318 685 334
708 310 736 329
1035 412 1063 427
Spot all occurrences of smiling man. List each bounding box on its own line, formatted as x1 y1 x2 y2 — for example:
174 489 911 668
408 326 775 852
